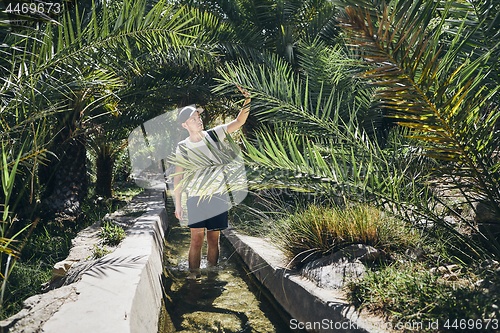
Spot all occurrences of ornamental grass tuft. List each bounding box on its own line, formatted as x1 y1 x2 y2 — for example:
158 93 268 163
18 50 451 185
271 204 421 264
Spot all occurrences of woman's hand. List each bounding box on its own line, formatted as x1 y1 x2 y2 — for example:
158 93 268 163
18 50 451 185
236 84 251 99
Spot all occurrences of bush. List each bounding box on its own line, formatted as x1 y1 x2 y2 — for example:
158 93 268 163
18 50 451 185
271 204 421 263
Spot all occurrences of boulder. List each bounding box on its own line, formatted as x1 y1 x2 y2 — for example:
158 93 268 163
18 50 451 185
301 244 381 290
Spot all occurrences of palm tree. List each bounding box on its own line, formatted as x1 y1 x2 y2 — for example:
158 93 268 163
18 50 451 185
0 0 229 312
336 0 500 255
2 0 219 222
212 0 500 259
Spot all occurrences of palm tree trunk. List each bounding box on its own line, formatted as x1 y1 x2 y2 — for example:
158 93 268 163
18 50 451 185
95 147 114 198
41 137 87 224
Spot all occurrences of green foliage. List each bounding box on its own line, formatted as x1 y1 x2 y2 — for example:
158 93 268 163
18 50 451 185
0 181 135 319
0 144 22 258
21 228 73 265
337 0 500 255
113 181 144 201
271 204 421 264
348 262 498 329
1 0 222 219
183 0 340 65
0 143 38 310
227 192 277 237
0 226 75 319
214 0 500 262
0 261 52 319
209 3 500 324
99 221 126 246
0 0 497 324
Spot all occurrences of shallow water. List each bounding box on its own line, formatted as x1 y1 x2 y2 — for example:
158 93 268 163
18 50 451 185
159 222 297 333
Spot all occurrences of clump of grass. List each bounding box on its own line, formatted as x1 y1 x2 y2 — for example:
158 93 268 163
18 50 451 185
99 221 126 246
91 244 112 259
271 204 421 263
348 262 498 330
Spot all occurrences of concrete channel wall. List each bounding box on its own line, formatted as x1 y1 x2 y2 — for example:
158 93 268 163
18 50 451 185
43 190 168 333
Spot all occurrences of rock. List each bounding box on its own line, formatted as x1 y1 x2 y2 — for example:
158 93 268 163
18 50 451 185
52 260 75 279
474 202 500 223
302 261 366 289
474 202 500 239
430 264 463 282
300 244 381 289
430 264 461 274
443 216 458 224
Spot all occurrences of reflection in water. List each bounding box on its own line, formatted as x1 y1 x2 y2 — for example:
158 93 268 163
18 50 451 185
160 223 295 333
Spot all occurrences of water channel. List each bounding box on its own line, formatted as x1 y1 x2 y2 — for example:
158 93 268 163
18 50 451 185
158 220 301 333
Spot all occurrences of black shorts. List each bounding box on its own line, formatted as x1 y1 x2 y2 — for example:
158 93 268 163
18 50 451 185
186 194 229 230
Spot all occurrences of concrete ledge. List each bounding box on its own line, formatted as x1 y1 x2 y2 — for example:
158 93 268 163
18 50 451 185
41 190 168 333
223 228 390 333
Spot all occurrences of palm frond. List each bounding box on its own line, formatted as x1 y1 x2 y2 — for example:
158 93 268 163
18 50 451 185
167 135 247 199
244 122 492 258
337 0 500 212
213 49 374 138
